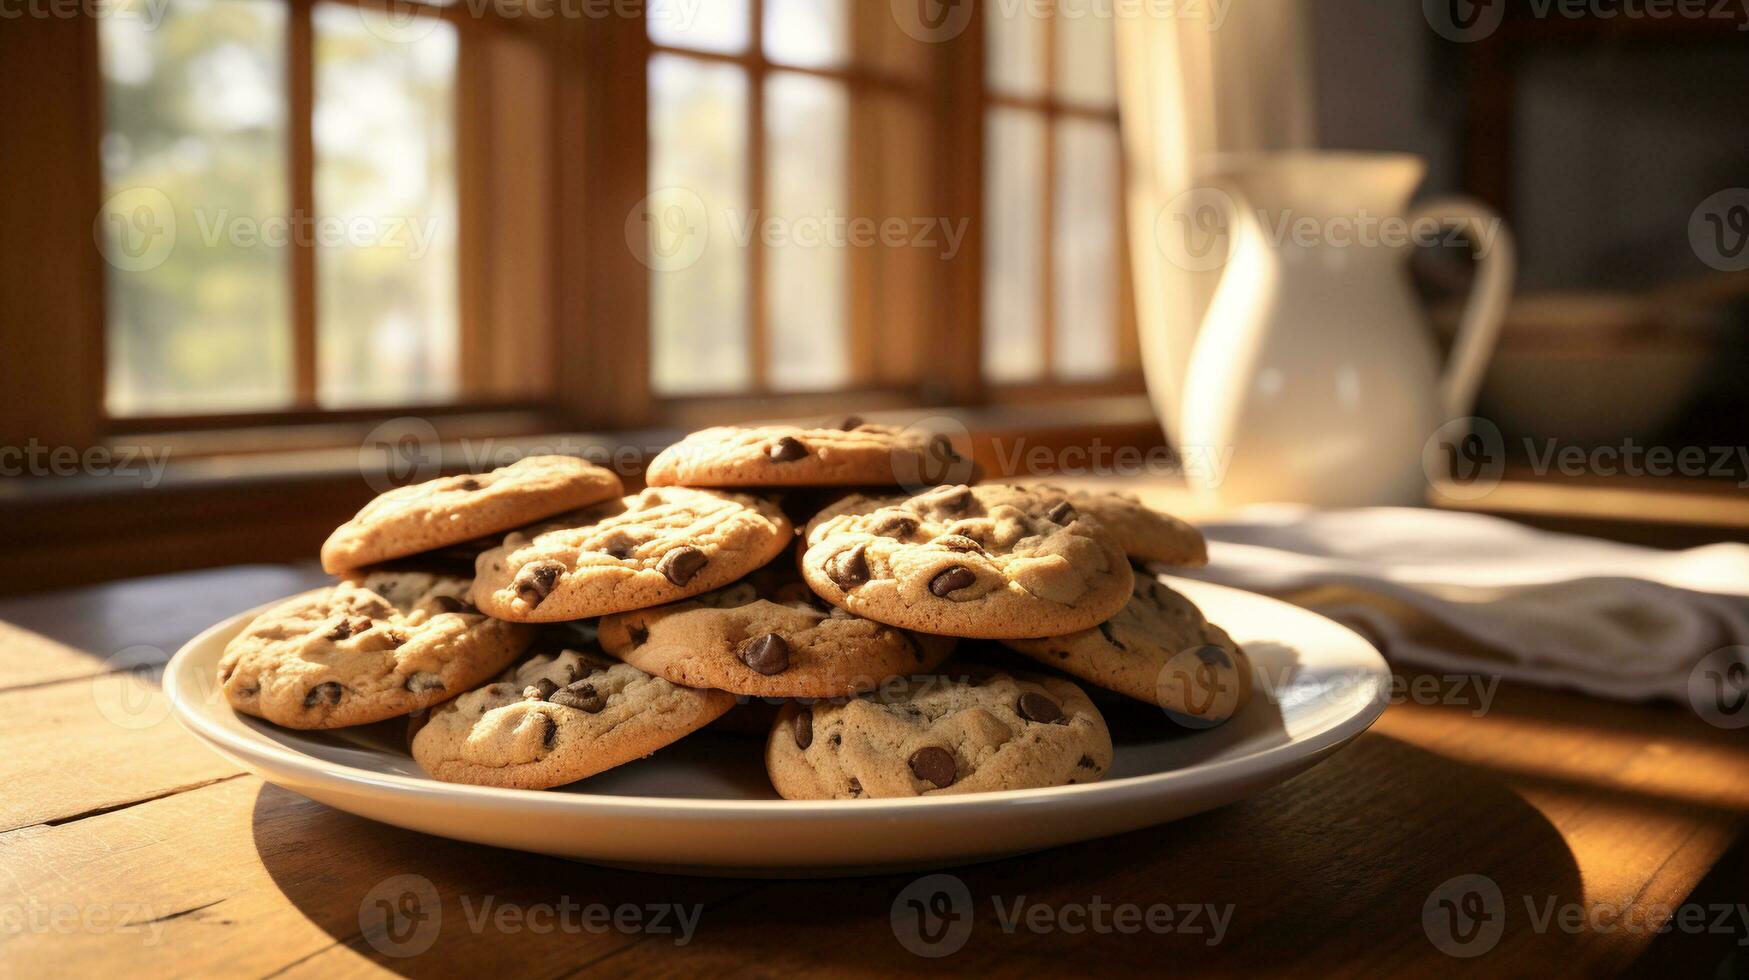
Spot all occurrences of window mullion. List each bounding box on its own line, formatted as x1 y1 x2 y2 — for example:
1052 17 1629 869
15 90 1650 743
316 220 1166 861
288 0 318 407
746 0 768 394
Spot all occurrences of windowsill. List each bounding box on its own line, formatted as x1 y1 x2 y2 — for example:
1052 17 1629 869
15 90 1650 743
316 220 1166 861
0 396 1165 506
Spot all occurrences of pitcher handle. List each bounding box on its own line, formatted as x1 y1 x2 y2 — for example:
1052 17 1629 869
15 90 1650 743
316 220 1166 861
1408 197 1516 420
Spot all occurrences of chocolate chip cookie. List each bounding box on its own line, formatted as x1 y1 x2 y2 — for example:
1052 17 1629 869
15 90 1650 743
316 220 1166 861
1003 575 1251 726
598 565 956 698
1037 487 1208 566
321 455 624 574
471 486 794 622
411 647 735 789
645 419 966 488
799 484 1133 639
218 570 532 729
764 667 1113 798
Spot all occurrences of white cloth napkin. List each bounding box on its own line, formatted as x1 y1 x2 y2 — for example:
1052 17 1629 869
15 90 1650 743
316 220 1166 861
1168 506 1749 705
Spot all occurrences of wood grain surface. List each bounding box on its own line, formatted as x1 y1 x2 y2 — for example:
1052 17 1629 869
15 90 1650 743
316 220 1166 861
1 561 1745 977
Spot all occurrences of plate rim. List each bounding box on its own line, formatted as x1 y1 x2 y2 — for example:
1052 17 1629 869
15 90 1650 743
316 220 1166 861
165 576 1391 818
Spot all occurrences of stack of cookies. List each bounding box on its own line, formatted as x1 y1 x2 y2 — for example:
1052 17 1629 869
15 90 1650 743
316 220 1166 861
218 420 1251 799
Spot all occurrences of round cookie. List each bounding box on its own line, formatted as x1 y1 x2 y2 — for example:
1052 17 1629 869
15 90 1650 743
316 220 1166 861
598 565 956 698
764 667 1113 799
645 419 969 489
412 647 734 789
799 484 1133 639
1003 575 1251 726
1036 487 1207 566
471 487 793 622
218 570 532 729
321 456 624 574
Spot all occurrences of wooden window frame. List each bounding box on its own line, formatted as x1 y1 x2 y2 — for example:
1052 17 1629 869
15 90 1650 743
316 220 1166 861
978 1 1144 394
3 1 1147 464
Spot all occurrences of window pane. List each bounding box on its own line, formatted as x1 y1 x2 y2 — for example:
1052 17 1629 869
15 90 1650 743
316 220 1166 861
1054 10 1117 107
1052 118 1120 380
313 4 459 408
648 0 749 55
649 54 750 394
765 72 848 391
99 0 292 416
986 2 1044 96
764 0 848 68
982 108 1045 383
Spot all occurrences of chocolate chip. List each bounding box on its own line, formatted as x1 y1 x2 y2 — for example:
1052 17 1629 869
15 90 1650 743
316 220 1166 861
303 682 344 708
824 544 869 590
793 707 814 749
1097 621 1127 651
738 633 790 675
514 561 564 606
1017 691 1065 725
767 436 809 462
1195 644 1233 669
549 680 606 713
657 546 708 586
829 732 842 747
1077 755 1099 769
541 715 558 748
455 477 482 491
628 623 649 647
324 617 371 641
405 673 445 694
840 415 864 430
525 678 559 700
872 513 920 539
908 746 957 788
934 534 984 554
847 777 863 796
1045 500 1076 524
432 595 475 614
929 566 976 597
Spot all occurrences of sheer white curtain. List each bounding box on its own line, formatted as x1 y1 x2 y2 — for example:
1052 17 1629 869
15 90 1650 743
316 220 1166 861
1114 1 1315 439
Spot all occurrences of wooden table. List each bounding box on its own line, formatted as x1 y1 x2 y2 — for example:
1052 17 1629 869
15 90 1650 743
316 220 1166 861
2 560 1747 978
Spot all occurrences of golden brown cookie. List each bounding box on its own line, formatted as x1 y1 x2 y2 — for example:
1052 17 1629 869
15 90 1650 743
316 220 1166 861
471 487 793 622
321 456 624 574
1003 575 1251 726
765 667 1112 799
1038 487 1208 566
218 570 531 729
646 420 968 488
799 484 1133 639
598 565 955 698
412 647 734 789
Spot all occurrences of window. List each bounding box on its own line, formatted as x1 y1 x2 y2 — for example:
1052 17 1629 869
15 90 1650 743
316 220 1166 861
99 0 462 418
88 0 1136 434
981 4 1136 386
646 0 863 396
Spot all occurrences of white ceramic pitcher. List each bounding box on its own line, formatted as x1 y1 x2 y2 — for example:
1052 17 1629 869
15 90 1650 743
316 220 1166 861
1157 152 1514 507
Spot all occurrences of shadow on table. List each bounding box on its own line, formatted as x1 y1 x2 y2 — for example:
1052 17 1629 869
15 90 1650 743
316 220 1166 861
251 733 1583 976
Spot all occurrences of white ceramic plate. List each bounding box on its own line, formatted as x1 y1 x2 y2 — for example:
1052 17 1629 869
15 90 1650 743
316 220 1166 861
165 576 1388 876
